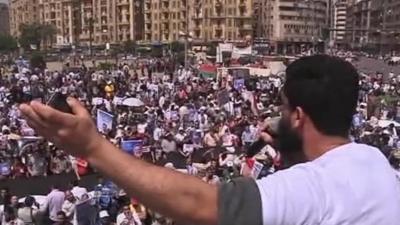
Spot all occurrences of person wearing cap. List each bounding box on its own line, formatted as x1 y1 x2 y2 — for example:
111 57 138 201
98 210 111 225
116 205 142 225
19 55 400 225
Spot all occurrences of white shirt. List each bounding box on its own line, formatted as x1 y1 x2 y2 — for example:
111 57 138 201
71 186 88 201
256 143 400 225
116 211 142 225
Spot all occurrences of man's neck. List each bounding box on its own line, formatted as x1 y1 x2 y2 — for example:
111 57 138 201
305 136 351 161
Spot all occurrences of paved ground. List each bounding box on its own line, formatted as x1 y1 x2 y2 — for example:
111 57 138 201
355 57 400 76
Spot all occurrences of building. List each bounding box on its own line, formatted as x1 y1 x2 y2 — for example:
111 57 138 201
346 0 400 53
9 0 40 37
345 0 371 48
258 0 329 54
9 0 144 47
0 2 10 35
369 0 400 53
143 0 254 43
143 0 189 43
189 0 253 42
332 0 349 47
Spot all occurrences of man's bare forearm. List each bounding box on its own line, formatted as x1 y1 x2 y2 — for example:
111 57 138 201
87 137 218 225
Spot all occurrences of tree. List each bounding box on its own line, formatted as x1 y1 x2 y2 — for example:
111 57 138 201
170 41 185 53
30 52 46 70
206 44 217 56
19 23 57 50
123 40 137 55
151 46 163 58
40 24 57 49
0 35 18 53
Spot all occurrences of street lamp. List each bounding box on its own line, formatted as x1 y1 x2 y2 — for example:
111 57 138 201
179 30 193 69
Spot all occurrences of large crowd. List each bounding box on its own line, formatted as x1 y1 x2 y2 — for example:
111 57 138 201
0 52 399 225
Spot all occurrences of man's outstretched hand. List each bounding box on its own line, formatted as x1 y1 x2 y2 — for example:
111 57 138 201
19 98 102 158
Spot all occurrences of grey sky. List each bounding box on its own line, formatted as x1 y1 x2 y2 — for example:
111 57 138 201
0 0 8 4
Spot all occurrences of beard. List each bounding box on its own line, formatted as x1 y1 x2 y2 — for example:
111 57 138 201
274 117 307 168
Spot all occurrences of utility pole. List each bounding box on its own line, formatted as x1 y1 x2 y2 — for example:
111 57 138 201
89 17 94 59
184 0 189 69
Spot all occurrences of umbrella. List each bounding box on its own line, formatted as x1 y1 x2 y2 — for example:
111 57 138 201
122 98 144 107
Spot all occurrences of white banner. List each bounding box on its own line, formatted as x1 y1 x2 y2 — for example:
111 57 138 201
218 43 233 52
231 46 252 59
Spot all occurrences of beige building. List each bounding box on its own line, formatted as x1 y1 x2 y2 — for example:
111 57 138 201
332 0 349 47
143 0 254 43
190 0 253 42
258 0 329 54
346 0 400 53
143 0 188 43
9 0 40 37
10 0 144 46
0 2 10 35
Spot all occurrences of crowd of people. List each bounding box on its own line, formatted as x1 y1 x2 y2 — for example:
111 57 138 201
0 52 399 225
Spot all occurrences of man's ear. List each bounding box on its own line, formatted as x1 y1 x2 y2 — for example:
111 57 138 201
291 106 305 129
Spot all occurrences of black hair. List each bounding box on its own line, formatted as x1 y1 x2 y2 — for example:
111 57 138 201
284 55 359 137
24 196 35 207
72 180 79 187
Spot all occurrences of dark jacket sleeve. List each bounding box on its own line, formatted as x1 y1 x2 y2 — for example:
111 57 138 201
218 177 263 225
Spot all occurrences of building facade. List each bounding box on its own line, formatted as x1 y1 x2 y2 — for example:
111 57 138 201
10 0 144 46
189 0 253 42
142 0 254 44
332 0 348 47
345 0 371 48
143 0 189 43
9 0 40 37
258 0 329 54
346 0 400 53
0 2 10 35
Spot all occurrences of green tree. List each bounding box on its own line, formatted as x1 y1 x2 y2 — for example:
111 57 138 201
40 24 57 49
0 35 18 52
19 23 57 50
123 40 137 55
151 46 163 58
170 41 185 53
206 44 217 56
30 52 46 70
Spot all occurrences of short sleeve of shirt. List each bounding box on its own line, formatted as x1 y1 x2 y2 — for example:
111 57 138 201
218 178 263 225
255 166 323 225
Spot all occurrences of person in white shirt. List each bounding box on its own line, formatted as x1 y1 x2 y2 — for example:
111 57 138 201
20 55 400 225
62 190 77 225
70 180 87 201
116 205 142 225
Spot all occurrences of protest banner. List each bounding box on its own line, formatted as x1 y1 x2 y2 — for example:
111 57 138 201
121 140 143 155
97 110 114 133
234 79 245 90
251 161 264 179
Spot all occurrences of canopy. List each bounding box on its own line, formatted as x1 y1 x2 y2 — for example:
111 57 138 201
122 97 144 107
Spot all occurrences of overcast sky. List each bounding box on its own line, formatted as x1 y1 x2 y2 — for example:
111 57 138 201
0 0 8 4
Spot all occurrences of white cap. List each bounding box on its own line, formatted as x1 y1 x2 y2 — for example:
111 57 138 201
164 162 175 169
99 210 109 218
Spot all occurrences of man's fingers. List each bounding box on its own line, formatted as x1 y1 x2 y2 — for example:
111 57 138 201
20 104 47 128
67 97 89 117
30 101 75 126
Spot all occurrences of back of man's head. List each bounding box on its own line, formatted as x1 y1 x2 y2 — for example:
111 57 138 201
284 55 359 137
